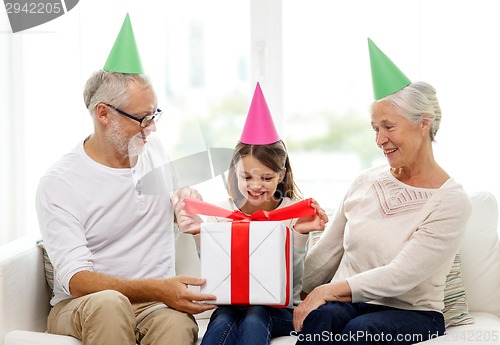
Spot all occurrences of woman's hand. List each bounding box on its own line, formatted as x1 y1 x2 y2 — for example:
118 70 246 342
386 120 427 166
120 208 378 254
293 199 329 234
293 284 330 332
293 281 352 332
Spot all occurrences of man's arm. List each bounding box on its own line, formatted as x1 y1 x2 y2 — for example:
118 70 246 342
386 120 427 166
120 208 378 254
70 271 216 314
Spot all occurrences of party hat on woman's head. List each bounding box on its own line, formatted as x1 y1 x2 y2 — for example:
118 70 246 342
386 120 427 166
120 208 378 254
240 82 280 145
368 38 411 100
103 13 144 74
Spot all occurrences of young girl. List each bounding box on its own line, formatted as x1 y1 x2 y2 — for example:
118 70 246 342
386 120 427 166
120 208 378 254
175 83 328 345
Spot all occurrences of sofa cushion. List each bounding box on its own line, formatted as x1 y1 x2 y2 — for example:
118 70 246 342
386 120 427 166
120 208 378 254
5 330 82 345
420 312 500 344
459 192 500 317
36 240 54 294
442 253 474 327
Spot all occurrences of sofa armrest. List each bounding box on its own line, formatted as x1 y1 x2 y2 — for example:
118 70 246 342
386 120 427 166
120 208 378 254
0 236 51 343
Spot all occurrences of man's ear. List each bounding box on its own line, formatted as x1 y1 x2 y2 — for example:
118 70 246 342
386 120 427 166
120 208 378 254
95 103 110 125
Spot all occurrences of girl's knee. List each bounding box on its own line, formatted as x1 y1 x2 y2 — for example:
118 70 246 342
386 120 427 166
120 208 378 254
245 306 269 319
240 306 271 331
210 306 240 323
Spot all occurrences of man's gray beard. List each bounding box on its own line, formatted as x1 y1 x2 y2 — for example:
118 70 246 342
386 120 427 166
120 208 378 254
106 119 144 158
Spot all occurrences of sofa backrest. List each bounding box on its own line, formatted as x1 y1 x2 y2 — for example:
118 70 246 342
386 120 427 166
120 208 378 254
175 230 201 279
459 191 500 317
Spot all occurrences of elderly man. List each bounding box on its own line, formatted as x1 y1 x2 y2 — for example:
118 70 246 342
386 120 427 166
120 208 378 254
36 14 215 345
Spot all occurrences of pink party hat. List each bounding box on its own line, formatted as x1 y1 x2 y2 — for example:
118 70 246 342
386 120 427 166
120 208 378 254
240 82 280 145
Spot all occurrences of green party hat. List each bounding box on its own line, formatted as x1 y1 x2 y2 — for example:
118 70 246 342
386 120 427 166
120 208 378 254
103 13 144 74
368 38 411 100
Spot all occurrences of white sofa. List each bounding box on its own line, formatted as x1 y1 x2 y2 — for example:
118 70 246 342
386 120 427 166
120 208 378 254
2 191 500 345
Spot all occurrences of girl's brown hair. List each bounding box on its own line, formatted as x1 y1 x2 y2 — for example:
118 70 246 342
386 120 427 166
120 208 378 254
226 140 302 204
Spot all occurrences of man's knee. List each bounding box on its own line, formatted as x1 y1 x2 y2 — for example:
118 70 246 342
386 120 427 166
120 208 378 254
167 311 198 333
48 290 136 344
82 290 135 327
86 290 132 310
139 307 198 344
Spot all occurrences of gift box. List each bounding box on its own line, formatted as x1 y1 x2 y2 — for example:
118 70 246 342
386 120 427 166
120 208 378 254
182 197 316 307
200 221 292 306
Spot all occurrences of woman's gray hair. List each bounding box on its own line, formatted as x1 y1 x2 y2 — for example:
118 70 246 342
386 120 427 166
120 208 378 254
83 70 154 117
383 81 442 141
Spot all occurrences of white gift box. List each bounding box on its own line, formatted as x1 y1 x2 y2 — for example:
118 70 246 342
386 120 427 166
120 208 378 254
200 221 293 306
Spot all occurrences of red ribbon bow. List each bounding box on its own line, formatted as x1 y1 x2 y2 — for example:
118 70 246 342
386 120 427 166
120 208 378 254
182 197 316 221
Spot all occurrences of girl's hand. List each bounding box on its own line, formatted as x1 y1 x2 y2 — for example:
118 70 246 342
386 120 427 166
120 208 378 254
176 210 203 235
293 199 329 234
171 187 204 235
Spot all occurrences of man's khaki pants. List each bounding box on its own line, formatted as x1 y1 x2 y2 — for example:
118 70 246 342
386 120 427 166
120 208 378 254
48 290 199 345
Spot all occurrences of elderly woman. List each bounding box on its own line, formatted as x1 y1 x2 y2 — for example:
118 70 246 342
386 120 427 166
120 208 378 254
293 39 472 345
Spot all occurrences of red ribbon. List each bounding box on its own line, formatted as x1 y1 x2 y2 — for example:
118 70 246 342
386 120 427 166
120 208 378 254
184 197 315 306
231 222 250 304
183 197 316 221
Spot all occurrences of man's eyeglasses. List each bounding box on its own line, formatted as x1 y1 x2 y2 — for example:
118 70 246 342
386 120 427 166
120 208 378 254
104 103 162 128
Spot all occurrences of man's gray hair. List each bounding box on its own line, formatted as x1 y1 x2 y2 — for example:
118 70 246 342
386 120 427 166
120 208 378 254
83 70 154 117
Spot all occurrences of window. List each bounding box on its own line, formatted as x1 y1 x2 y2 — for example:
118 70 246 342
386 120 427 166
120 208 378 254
0 0 251 244
282 0 500 210
1 0 499 244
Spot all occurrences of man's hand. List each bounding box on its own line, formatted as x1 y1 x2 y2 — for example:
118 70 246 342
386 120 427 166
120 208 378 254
156 275 216 314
